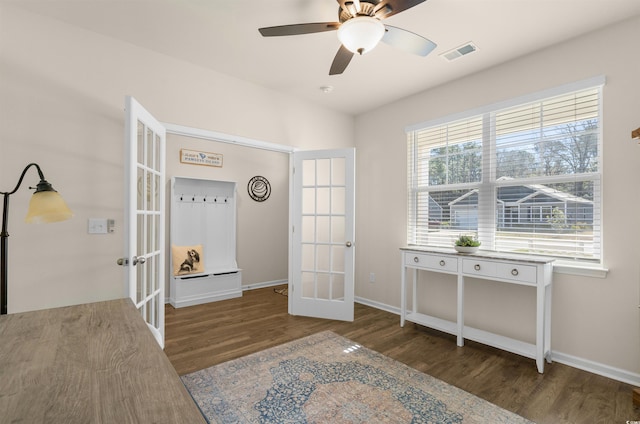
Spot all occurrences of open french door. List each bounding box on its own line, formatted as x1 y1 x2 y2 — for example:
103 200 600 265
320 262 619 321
289 148 355 321
123 96 166 347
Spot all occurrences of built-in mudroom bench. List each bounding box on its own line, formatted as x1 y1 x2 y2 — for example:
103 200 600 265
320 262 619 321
169 176 241 308
400 246 554 373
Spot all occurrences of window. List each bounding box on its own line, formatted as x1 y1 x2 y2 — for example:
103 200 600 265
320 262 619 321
407 78 603 263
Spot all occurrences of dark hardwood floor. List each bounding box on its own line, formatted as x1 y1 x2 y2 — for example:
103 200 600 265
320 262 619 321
165 285 639 423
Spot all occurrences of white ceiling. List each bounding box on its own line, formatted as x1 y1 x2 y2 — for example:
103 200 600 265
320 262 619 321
10 0 640 115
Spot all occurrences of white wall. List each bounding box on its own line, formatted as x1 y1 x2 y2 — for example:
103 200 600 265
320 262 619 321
0 4 354 313
354 16 640 378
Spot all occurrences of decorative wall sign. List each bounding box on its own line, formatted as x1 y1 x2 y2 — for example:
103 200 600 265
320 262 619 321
180 149 223 167
247 176 271 202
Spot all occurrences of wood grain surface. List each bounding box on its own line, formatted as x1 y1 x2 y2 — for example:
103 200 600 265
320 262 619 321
0 298 205 423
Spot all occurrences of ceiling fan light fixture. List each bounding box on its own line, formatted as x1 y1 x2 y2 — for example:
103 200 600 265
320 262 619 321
337 16 385 55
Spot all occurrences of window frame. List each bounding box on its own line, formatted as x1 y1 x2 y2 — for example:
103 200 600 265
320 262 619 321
406 77 605 266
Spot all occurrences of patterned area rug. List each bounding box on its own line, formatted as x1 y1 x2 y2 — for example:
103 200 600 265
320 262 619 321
181 331 532 424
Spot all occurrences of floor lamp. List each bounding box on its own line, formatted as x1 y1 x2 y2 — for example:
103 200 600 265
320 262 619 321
1 163 73 315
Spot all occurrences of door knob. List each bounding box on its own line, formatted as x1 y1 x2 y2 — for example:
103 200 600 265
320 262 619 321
345 241 352 247
116 258 128 266
132 256 146 266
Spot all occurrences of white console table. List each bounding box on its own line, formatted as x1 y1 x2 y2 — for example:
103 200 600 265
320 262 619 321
400 246 554 373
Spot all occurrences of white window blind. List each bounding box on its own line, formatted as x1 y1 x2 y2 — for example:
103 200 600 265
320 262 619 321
407 81 602 263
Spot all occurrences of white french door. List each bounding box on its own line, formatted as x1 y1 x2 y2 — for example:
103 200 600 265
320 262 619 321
290 148 355 321
123 96 166 347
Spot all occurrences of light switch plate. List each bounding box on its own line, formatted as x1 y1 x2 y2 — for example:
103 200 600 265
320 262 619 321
88 218 108 234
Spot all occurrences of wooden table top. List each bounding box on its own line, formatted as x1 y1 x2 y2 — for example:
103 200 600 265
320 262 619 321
0 298 206 423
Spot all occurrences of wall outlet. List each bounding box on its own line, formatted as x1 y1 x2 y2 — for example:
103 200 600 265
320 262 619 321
369 272 376 283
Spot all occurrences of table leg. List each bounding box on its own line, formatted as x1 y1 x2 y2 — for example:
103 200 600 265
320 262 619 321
400 262 406 327
457 273 464 347
536 281 545 373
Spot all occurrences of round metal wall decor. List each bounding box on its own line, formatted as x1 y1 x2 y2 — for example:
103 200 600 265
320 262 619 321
247 176 271 202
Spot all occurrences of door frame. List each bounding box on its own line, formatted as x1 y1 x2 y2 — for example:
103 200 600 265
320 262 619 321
137 122 356 320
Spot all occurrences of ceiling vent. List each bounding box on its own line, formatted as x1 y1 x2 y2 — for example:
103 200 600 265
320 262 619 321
441 42 478 61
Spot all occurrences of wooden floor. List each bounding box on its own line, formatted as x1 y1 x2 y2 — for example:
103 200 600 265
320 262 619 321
165 285 639 423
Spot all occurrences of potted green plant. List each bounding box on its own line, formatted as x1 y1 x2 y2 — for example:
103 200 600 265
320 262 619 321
454 234 481 253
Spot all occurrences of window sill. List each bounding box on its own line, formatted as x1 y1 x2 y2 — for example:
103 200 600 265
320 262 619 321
553 262 608 278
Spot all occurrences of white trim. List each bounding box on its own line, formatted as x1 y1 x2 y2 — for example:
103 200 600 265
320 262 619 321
355 296 401 315
164 279 287 303
405 75 606 132
162 122 297 153
551 351 640 387
242 279 288 291
553 263 609 278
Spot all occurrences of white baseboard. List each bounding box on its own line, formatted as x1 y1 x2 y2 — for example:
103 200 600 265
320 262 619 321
551 351 640 387
165 279 287 304
242 279 287 291
355 296 401 315
354 296 640 387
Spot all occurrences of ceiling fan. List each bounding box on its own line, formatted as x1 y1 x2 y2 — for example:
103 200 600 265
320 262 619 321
258 0 437 75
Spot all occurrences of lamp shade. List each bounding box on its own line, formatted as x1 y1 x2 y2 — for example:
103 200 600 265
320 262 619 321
337 16 385 55
25 190 73 224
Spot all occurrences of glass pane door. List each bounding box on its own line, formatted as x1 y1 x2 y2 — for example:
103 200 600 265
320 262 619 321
125 96 166 347
291 149 355 321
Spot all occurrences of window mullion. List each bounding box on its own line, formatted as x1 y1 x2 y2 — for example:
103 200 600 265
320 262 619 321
478 113 495 250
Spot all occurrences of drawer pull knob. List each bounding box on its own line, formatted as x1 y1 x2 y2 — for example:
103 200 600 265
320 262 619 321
511 268 519 276
439 260 445 266
474 264 481 271
414 257 419 263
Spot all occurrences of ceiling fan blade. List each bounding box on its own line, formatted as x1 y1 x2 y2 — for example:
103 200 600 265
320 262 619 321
259 22 340 37
382 25 436 56
374 0 426 19
329 45 355 75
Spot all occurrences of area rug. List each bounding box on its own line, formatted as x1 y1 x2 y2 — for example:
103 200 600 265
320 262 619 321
181 331 532 423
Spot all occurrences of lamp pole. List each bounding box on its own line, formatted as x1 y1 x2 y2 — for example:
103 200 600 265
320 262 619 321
1 191 11 314
0 163 58 315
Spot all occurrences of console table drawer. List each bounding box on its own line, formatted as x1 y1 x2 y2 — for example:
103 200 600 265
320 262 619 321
405 253 458 273
496 263 537 284
463 259 536 284
462 259 497 278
